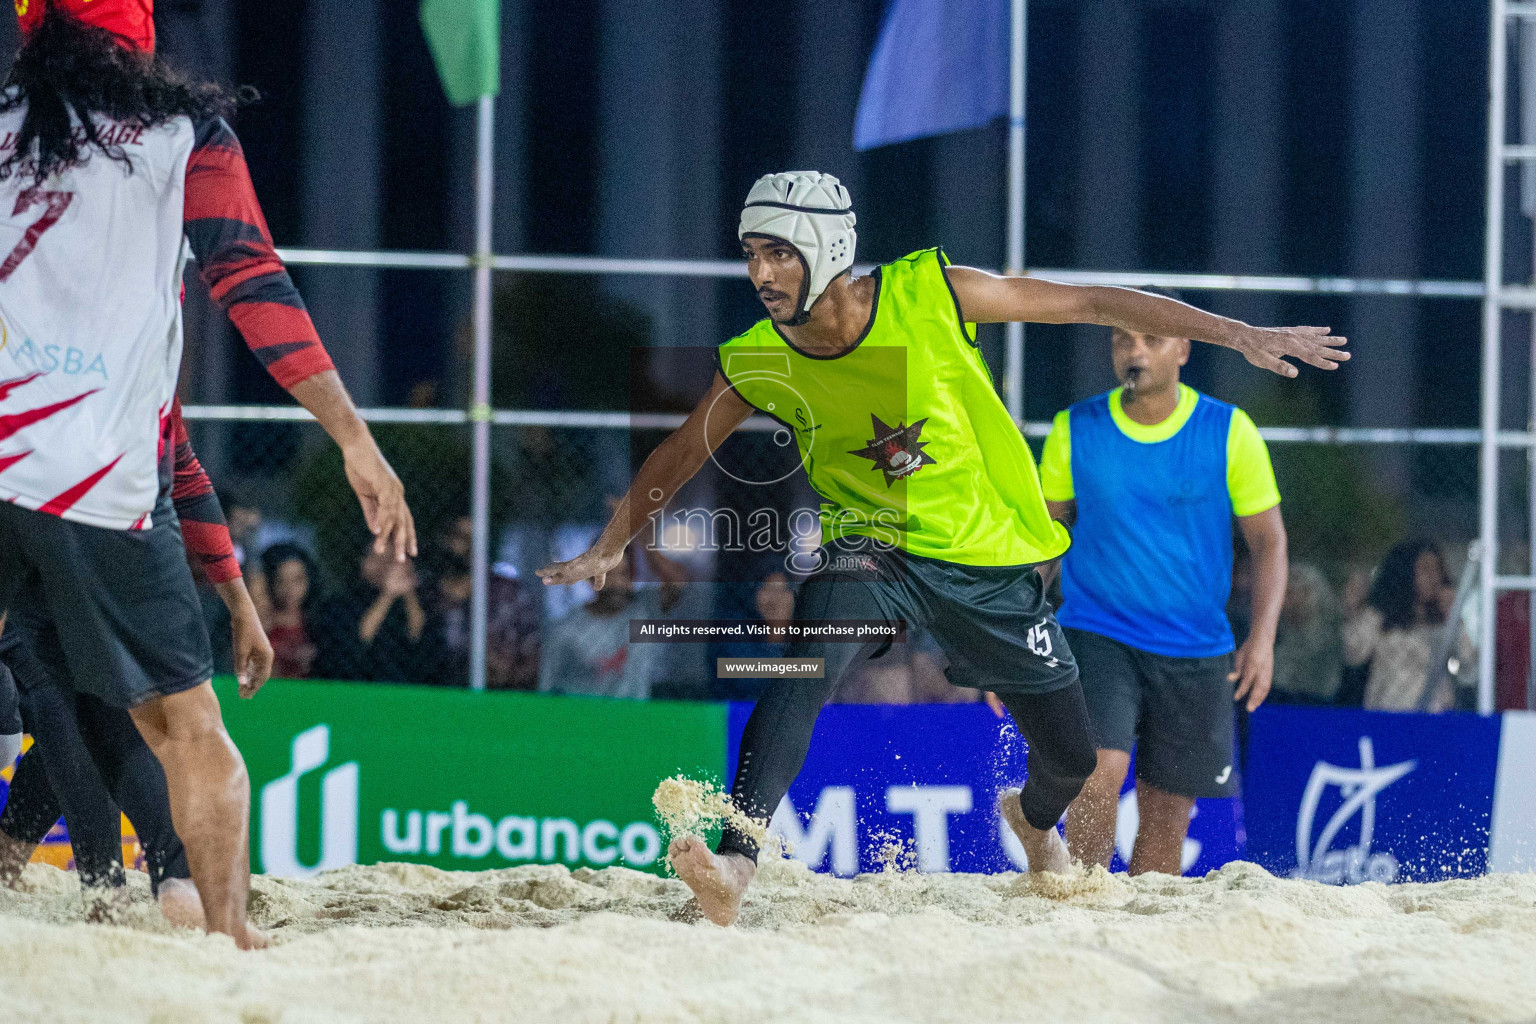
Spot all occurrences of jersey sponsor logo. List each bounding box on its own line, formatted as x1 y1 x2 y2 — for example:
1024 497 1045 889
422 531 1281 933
848 414 937 486
792 405 822 436
1293 736 1414 884
0 125 145 154
1166 478 1214 507
1215 765 1232 786
3 337 109 380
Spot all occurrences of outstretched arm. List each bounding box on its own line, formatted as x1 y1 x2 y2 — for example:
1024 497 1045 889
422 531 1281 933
184 117 416 561
537 373 754 589
945 266 1349 378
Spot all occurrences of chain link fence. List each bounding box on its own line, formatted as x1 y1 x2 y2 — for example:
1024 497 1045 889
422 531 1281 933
184 415 1509 703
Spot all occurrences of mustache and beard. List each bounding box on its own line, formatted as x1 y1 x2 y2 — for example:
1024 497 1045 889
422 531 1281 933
759 285 809 326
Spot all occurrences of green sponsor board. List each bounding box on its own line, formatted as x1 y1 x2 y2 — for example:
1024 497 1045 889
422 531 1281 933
214 679 726 878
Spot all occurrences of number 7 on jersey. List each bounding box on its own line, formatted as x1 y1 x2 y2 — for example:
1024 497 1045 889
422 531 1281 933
0 188 74 282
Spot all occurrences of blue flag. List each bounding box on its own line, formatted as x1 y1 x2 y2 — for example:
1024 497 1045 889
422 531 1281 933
853 0 1010 151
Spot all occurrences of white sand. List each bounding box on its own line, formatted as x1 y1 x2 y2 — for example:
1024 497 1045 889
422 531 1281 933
1 858 1534 1024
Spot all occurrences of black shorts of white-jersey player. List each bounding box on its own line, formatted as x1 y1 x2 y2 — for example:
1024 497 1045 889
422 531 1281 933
537 171 1346 927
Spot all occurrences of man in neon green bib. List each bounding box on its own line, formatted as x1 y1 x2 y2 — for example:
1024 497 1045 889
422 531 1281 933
539 171 1347 925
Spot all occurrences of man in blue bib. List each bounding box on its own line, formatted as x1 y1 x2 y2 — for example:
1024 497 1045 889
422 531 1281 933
1039 287 1288 875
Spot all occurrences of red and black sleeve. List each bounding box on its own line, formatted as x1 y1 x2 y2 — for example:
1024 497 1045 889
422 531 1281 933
168 399 241 584
184 117 336 389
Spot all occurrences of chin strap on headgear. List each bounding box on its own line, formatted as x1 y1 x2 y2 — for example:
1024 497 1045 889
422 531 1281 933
739 171 857 324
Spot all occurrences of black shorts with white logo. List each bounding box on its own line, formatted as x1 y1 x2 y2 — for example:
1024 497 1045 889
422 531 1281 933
0 501 213 709
792 539 1078 696
1065 627 1238 799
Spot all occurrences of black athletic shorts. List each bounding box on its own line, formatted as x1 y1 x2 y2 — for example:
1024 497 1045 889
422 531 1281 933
1066 627 1238 799
791 540 1077 696
0 502 213 709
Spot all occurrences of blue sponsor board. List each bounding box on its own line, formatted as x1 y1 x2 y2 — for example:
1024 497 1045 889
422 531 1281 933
1244 706 1502 883
726 701 1244 875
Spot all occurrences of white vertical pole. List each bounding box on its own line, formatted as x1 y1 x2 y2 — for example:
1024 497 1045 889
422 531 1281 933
469 92 495 692
1524 20 1536 713
1480 0 1508 715
1004 0 1027 421
1523 214 1536 709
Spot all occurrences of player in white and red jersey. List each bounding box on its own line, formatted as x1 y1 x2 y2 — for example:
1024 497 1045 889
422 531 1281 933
0 400 268 930
0 2 416 949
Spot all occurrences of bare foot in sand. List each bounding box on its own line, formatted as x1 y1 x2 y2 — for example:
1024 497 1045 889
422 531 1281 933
157 878 206 931
235 923 270 951
669 835 755 926
998 788 1073 874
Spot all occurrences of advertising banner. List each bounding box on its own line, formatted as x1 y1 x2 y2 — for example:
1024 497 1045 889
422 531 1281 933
1491 711 1536 871
218 680 726 878
8 686 1529 884
726 701 1244 876
1244 706 1503 883
0 737 143 872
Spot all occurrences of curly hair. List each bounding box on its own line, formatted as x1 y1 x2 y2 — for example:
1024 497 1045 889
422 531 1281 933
0 7 250 184
1367 539 1451 632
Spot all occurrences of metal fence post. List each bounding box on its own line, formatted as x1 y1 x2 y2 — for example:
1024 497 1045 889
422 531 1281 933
469 93 496 692
1004 0 1027 421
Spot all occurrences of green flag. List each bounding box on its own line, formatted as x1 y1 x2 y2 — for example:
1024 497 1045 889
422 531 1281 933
420 0 501 107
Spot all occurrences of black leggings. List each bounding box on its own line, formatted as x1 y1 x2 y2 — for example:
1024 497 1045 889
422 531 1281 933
0 645 189 893
717 654 1097 862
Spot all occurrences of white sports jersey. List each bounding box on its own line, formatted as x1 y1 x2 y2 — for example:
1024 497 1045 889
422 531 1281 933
0 103 194 530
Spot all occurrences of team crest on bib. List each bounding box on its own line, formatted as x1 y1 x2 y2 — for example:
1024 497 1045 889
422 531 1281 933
849 414 936 486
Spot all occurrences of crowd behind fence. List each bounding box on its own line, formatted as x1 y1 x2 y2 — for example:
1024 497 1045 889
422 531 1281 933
184 416 1528 712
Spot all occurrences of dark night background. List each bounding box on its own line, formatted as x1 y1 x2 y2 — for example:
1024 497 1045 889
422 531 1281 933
0 2 1498 431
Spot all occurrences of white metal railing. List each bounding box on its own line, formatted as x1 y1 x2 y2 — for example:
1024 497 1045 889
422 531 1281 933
220 248 1493 695
181 404 1508 444
273 245 1489 297
1483 0 1536 714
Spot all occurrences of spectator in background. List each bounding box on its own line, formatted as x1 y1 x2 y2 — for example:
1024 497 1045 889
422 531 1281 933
539 547 685 699
200 487 267 674
1344 540 1472 712
314 548 437 684
217 486 264 573
259 543 321 680
426 515 542 689
709 570 794 702
1269 562 1344 704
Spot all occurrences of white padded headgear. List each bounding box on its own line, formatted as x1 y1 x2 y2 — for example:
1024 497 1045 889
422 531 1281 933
739 171 857 318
